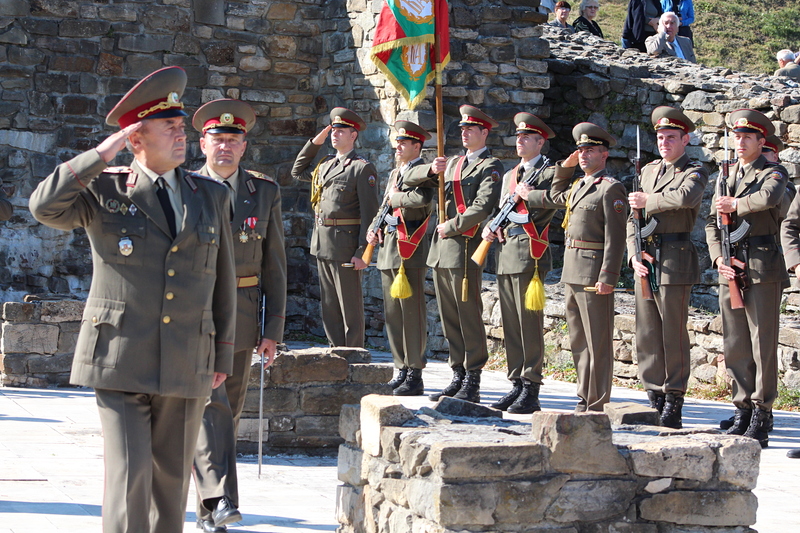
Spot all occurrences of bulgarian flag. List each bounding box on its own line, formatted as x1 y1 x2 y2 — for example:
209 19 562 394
370 0 451 110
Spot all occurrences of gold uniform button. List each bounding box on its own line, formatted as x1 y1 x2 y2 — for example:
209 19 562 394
171 245 179 253
167 269 175 277
165 292 174 300
163 316 171 324
92 316 97 324
121 228 127 234
211 238 216 244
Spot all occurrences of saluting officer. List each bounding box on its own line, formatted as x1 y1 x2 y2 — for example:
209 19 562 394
29 67 237 533
482 113 568 413
291 108 380 347
627 107 708 429
367 120 434 396
423 105 504 403
707 109 789 448
550 123 627 412
191 100 287 532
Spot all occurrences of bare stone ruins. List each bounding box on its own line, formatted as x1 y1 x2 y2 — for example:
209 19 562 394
336 395 761 533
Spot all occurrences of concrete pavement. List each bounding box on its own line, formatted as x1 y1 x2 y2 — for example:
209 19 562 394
1 344 798 532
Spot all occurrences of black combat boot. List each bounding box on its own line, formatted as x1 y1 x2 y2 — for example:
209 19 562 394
721 411 773 432
660 393 684 429
647 390 666 415
490 379 522 411
394 368 424 396
725 408 752 436
507 380 542 414
743 408 770 448
453 369 481 403
428 366 466 401
387 368 408 390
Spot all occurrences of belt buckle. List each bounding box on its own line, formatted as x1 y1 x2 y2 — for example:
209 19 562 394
565 237 572 248
317 216 324 226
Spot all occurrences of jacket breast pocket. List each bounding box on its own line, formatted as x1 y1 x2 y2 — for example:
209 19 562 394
99 213 146 266
661 242 697 276
75 298 125 368
196 309 216 375
193 229 220 274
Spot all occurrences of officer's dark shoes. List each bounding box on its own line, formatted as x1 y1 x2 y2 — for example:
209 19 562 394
787 449 800 459
507 380 542 414
725 408 752 436
660 393 683 429
453 370 481 403
490 379 522 411
429 366 465 401
197 519 225 533
394 368 424 396
388 368 408 389
743 408 770 448
211 496 242 528
647 390 665 415
719 414 735 430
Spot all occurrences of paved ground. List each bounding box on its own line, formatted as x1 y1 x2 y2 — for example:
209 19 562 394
1 344 799 533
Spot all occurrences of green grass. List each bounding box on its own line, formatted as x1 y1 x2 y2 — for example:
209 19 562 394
560 0 800 75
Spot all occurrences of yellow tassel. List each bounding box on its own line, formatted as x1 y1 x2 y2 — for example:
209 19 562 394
390 263 413 299
525 264 546 311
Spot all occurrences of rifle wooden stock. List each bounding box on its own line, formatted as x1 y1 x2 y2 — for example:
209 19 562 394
361 243 375 265
639 250 654 300
720 211 745 309
471 238 491 266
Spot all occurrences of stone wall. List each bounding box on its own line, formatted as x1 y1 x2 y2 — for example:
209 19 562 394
336 394 761 533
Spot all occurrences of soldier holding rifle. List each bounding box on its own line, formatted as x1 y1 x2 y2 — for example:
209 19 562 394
191 100 287 532
705 109 788 448
365 120 434 396
626 107 708 429
476 113 568 413
550 123 627 412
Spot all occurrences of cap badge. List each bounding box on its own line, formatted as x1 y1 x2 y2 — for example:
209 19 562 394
580 134 589 142
220 113 234 125
736 118 748 127
398 128 406 135
168 92 180 105
659 118 669 125
462 114 469 121
519 122 528 129
333 116 345 124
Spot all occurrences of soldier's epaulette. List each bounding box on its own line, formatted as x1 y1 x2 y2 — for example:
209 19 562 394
763 161 780 168
686 160 703 168
355 155 370 164
644 160 660 167
103 166 133 173
246 170 275 183
597 176 620 184
189 172 223 184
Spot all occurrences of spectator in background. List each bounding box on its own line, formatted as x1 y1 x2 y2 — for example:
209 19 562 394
548 1 575 32
775 50 800 81
622 0 663 53
645 12 696 63
573 0 603 39
662 0 694 43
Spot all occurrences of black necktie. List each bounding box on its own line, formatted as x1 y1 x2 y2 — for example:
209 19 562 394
517 165 525 183
156 177 177 239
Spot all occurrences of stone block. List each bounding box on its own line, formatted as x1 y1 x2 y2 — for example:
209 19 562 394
604 402 660 426
683 91 722 112
239 56 272 72
493 475 570 524
577 73 611 99
381 426 413 463
398 432 431 478
329 346 371 363
583 523 657 533
118 34 173 53
1 323 59 354
237 417 268 442
39 300 84 323
270 351 349 384
339 404 361 444
338 443 368 486
432 396 502 418
3 302 38 322
243 386 298 414
301 384 387 415
639 491 757 526
381 478 408 508
626 437 716 482
714 435 761 489
335 484 364 527
428 441 545 481
27 353 72 374
360 395 415 456
546 479 638 523
437 482 498 527
295 415 340 436
349 363 393 384
531 412 629 475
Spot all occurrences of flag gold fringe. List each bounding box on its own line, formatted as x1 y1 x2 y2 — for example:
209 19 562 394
391 263 413 299
525 263 545 311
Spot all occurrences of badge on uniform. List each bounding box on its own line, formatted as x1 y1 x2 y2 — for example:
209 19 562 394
105 199 120 213
614 199 625 213
128 204 138 216
119 237 133 256
239 217 258 243
368 175 376 187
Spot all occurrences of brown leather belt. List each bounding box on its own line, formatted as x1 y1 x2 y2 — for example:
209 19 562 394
566 238 604 250
237 275 259 288
317 217 361 226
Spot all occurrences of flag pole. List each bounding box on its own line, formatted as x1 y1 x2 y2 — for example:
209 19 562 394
434 1 446 222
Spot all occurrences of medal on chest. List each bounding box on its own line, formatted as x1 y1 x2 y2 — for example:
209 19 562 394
119 236 133 257
239 216 258 243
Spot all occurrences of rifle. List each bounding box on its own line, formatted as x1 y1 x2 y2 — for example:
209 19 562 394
361 177 396 264
257 291 266 478
632 126 657 300
718 129 749 310
471 156 550 266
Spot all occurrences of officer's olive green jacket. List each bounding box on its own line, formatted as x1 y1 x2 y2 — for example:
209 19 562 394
30 150 237 398
198 165 286 349
291 140 380 262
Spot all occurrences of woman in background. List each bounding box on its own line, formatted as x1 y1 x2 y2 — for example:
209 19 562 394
573 0 603 39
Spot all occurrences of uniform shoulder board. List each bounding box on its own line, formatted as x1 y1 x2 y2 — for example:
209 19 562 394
189 172 225 186
644 160 660 167
355 155 370 164
687 160 703 168
246 170 275 183
103 166 132 173
600 176 620 184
